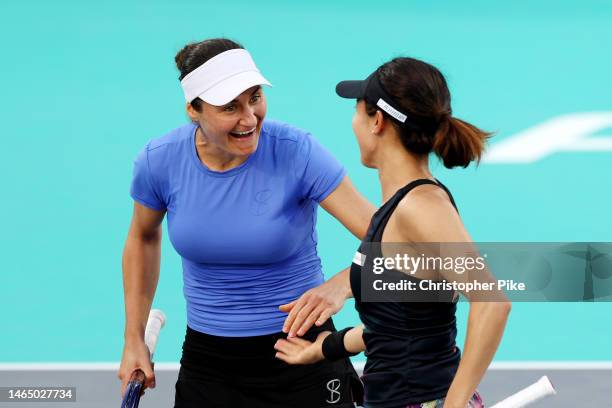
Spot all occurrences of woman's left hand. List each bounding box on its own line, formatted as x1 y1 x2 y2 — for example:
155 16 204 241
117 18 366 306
274 331 330 365
279 268 351 337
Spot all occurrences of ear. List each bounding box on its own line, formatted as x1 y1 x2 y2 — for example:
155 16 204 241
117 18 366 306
372 110 386 135
186 102 200 122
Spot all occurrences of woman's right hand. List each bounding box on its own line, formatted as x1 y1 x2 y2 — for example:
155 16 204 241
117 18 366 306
117 339 156 398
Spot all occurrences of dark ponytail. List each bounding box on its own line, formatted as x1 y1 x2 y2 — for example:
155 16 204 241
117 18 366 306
174 38 244 112
433 117 490 168
365 57 491 168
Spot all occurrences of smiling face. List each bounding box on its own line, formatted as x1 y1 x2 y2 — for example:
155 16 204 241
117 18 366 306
188 86 267 160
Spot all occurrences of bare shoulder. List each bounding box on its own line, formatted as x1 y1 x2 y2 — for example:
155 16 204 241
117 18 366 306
394 184 468 242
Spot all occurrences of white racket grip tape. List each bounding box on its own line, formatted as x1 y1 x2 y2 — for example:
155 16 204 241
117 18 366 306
144 309 166 359
490 376 556 408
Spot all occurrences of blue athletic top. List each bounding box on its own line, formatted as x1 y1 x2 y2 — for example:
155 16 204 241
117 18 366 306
130 120 346 336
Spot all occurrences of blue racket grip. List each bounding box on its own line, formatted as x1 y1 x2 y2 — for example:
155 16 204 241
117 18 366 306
121 369 145 408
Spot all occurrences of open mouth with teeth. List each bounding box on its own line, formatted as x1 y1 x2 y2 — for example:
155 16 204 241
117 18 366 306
229 127 256 139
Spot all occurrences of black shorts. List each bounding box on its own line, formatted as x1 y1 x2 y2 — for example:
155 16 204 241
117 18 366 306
174 320 362 408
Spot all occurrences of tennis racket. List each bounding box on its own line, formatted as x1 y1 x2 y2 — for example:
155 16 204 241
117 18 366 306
490 376 556 408
121 309 166 408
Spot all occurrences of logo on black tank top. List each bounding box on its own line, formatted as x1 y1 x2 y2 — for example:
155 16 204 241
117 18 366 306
325 379 342 404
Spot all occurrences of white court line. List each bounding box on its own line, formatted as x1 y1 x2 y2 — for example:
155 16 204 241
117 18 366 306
2 362 612 371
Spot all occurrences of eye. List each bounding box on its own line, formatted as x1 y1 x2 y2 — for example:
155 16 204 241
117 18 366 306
250 93 261 104
223 104 236 112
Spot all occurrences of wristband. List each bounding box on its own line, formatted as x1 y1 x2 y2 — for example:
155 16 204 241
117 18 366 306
322 327 358 361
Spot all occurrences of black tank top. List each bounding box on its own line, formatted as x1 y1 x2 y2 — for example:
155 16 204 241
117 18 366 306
350 179 461 407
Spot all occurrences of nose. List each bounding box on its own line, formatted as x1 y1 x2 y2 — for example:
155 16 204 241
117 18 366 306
239 105 258 128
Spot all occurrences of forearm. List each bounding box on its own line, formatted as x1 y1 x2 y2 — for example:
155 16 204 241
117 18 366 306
122 232 161 341
320 176 375 240
444 302 511 407
318 325 365 362
329 266 353 299
343 325 365 354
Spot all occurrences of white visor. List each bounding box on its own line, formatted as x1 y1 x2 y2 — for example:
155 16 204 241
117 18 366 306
180 49 271 106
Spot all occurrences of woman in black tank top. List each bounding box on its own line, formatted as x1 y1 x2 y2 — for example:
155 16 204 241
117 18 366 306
275 57 511 408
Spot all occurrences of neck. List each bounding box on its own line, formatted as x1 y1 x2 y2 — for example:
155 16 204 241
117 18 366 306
195 127 248 171
375 135 434 203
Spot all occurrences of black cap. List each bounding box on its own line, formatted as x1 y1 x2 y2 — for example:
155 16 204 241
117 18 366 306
335 75 371 100
336 70 438 134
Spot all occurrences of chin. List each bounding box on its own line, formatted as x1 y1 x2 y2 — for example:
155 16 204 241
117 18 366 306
362 162 377 169
235 144 258 157
360 154 377 169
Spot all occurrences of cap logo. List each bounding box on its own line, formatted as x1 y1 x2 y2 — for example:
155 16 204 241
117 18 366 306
376 98 407 123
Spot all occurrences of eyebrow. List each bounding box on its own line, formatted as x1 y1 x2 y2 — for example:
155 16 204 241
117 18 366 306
225 86 262 105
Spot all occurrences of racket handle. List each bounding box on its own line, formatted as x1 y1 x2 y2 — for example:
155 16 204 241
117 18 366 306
128 369 146 384
144 310 166 358
122 369 146 408
121 310 165 408
490 376 556 408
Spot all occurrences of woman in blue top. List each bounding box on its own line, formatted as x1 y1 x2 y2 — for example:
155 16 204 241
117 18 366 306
118 38 374 407
274 57 511 408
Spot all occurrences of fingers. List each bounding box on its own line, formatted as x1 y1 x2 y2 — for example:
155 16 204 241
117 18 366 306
281 280 347 336
287 301 317 337
278 300 297 313
119 366 155 399
274 337 310 354
123 369 153 399
286 336 312 347
118 368 130 398
282 298 306 334
315 309 331 327
296 306 330 336
274 339 298 364
274 338 295 354
279 299 301 339
121 374 132 398
274 337 312 365
274 351 292 364
282 295 311 336
119 341 154 398
142 364 156 390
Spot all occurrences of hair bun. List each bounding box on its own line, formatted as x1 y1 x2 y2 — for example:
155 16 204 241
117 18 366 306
174 45 192 72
